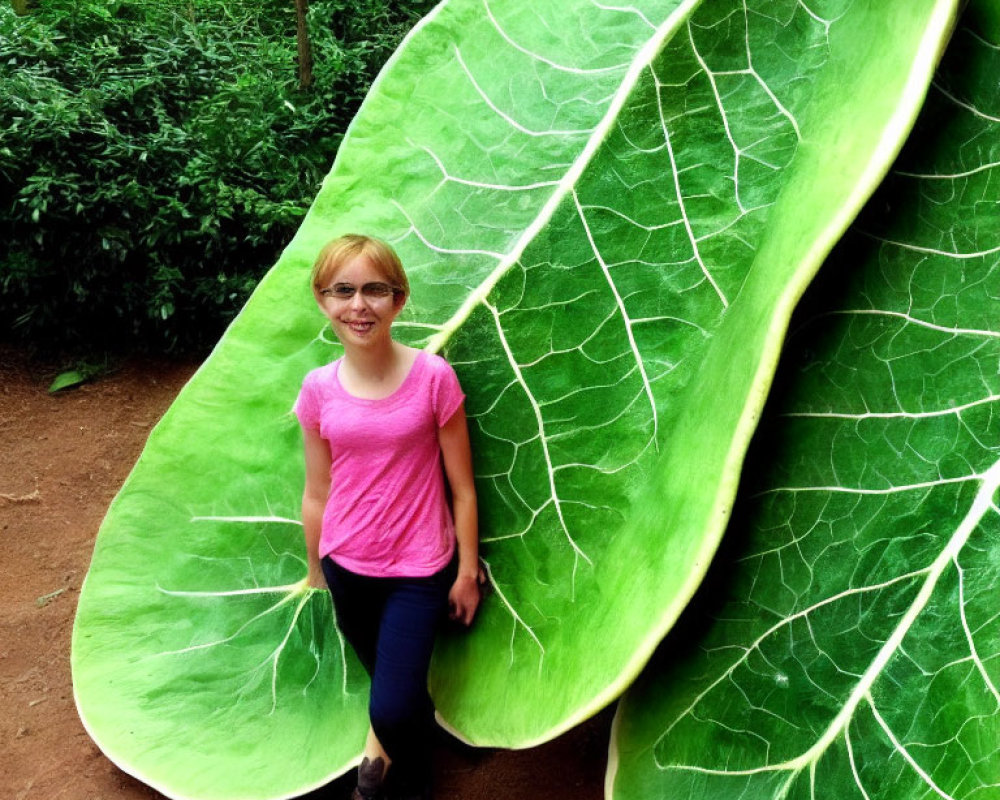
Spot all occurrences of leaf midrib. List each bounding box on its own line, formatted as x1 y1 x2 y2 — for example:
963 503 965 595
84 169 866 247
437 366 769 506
421 0 703 355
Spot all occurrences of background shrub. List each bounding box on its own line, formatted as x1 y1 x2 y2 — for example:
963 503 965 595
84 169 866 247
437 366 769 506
0 0 433 357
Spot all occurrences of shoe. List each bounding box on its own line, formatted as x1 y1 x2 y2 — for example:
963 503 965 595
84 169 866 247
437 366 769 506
351 756 386 800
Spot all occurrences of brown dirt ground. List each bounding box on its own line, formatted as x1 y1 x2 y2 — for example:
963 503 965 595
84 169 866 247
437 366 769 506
0 345 612 800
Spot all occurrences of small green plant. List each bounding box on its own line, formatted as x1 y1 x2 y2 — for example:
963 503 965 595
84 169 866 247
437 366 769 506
48 358 113 392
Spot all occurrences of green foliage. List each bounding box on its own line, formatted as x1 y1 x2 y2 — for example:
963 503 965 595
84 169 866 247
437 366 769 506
0 0 432 355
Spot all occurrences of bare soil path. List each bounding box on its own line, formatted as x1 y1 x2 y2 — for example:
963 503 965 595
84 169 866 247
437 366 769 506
0 346 610 800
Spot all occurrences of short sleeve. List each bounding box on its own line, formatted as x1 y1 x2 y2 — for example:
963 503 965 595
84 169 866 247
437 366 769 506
294 370 322 430
430 355 466 427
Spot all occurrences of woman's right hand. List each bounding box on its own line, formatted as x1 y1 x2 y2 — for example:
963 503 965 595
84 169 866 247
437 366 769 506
448 565 485 626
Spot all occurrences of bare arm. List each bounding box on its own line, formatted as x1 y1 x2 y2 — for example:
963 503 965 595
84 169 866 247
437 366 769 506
438 402 481 625
302 425 332 589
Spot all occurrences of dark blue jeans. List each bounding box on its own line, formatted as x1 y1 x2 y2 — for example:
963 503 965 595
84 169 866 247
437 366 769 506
321 556 454 793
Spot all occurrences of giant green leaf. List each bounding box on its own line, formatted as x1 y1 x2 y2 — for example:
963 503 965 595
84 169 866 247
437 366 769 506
72 0 959 797
609 7 1000 798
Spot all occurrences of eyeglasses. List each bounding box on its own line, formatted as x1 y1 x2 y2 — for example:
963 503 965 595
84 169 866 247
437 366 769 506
319 282 402 301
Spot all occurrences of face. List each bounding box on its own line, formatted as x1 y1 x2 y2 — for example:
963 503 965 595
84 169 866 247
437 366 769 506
317 254 406 348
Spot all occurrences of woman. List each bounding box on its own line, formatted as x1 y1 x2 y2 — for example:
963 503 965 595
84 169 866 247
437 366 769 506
295 234 481 800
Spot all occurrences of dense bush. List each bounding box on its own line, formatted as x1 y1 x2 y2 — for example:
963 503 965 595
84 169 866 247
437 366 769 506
0 0 432 356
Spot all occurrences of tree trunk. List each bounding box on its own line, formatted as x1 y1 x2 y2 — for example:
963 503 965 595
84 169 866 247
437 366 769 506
294 0 313 90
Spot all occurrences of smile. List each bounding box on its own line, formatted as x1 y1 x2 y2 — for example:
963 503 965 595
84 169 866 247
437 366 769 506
346 320 375 333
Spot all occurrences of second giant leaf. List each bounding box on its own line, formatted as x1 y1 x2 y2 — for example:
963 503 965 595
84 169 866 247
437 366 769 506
609 8 1000 798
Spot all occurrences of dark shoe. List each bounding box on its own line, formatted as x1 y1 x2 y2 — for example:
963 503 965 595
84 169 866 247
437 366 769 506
351 756 386 800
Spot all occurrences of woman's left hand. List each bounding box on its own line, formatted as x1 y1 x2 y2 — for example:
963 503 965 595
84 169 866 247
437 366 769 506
448 570 483 626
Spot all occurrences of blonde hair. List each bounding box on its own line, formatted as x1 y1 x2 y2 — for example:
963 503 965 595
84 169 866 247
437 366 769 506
310 234 410 302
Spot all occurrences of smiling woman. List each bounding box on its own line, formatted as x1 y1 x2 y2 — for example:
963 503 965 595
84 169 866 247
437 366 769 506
296 233 482 800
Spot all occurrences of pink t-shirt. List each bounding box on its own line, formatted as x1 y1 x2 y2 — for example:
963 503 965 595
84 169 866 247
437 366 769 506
294 350 465 577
